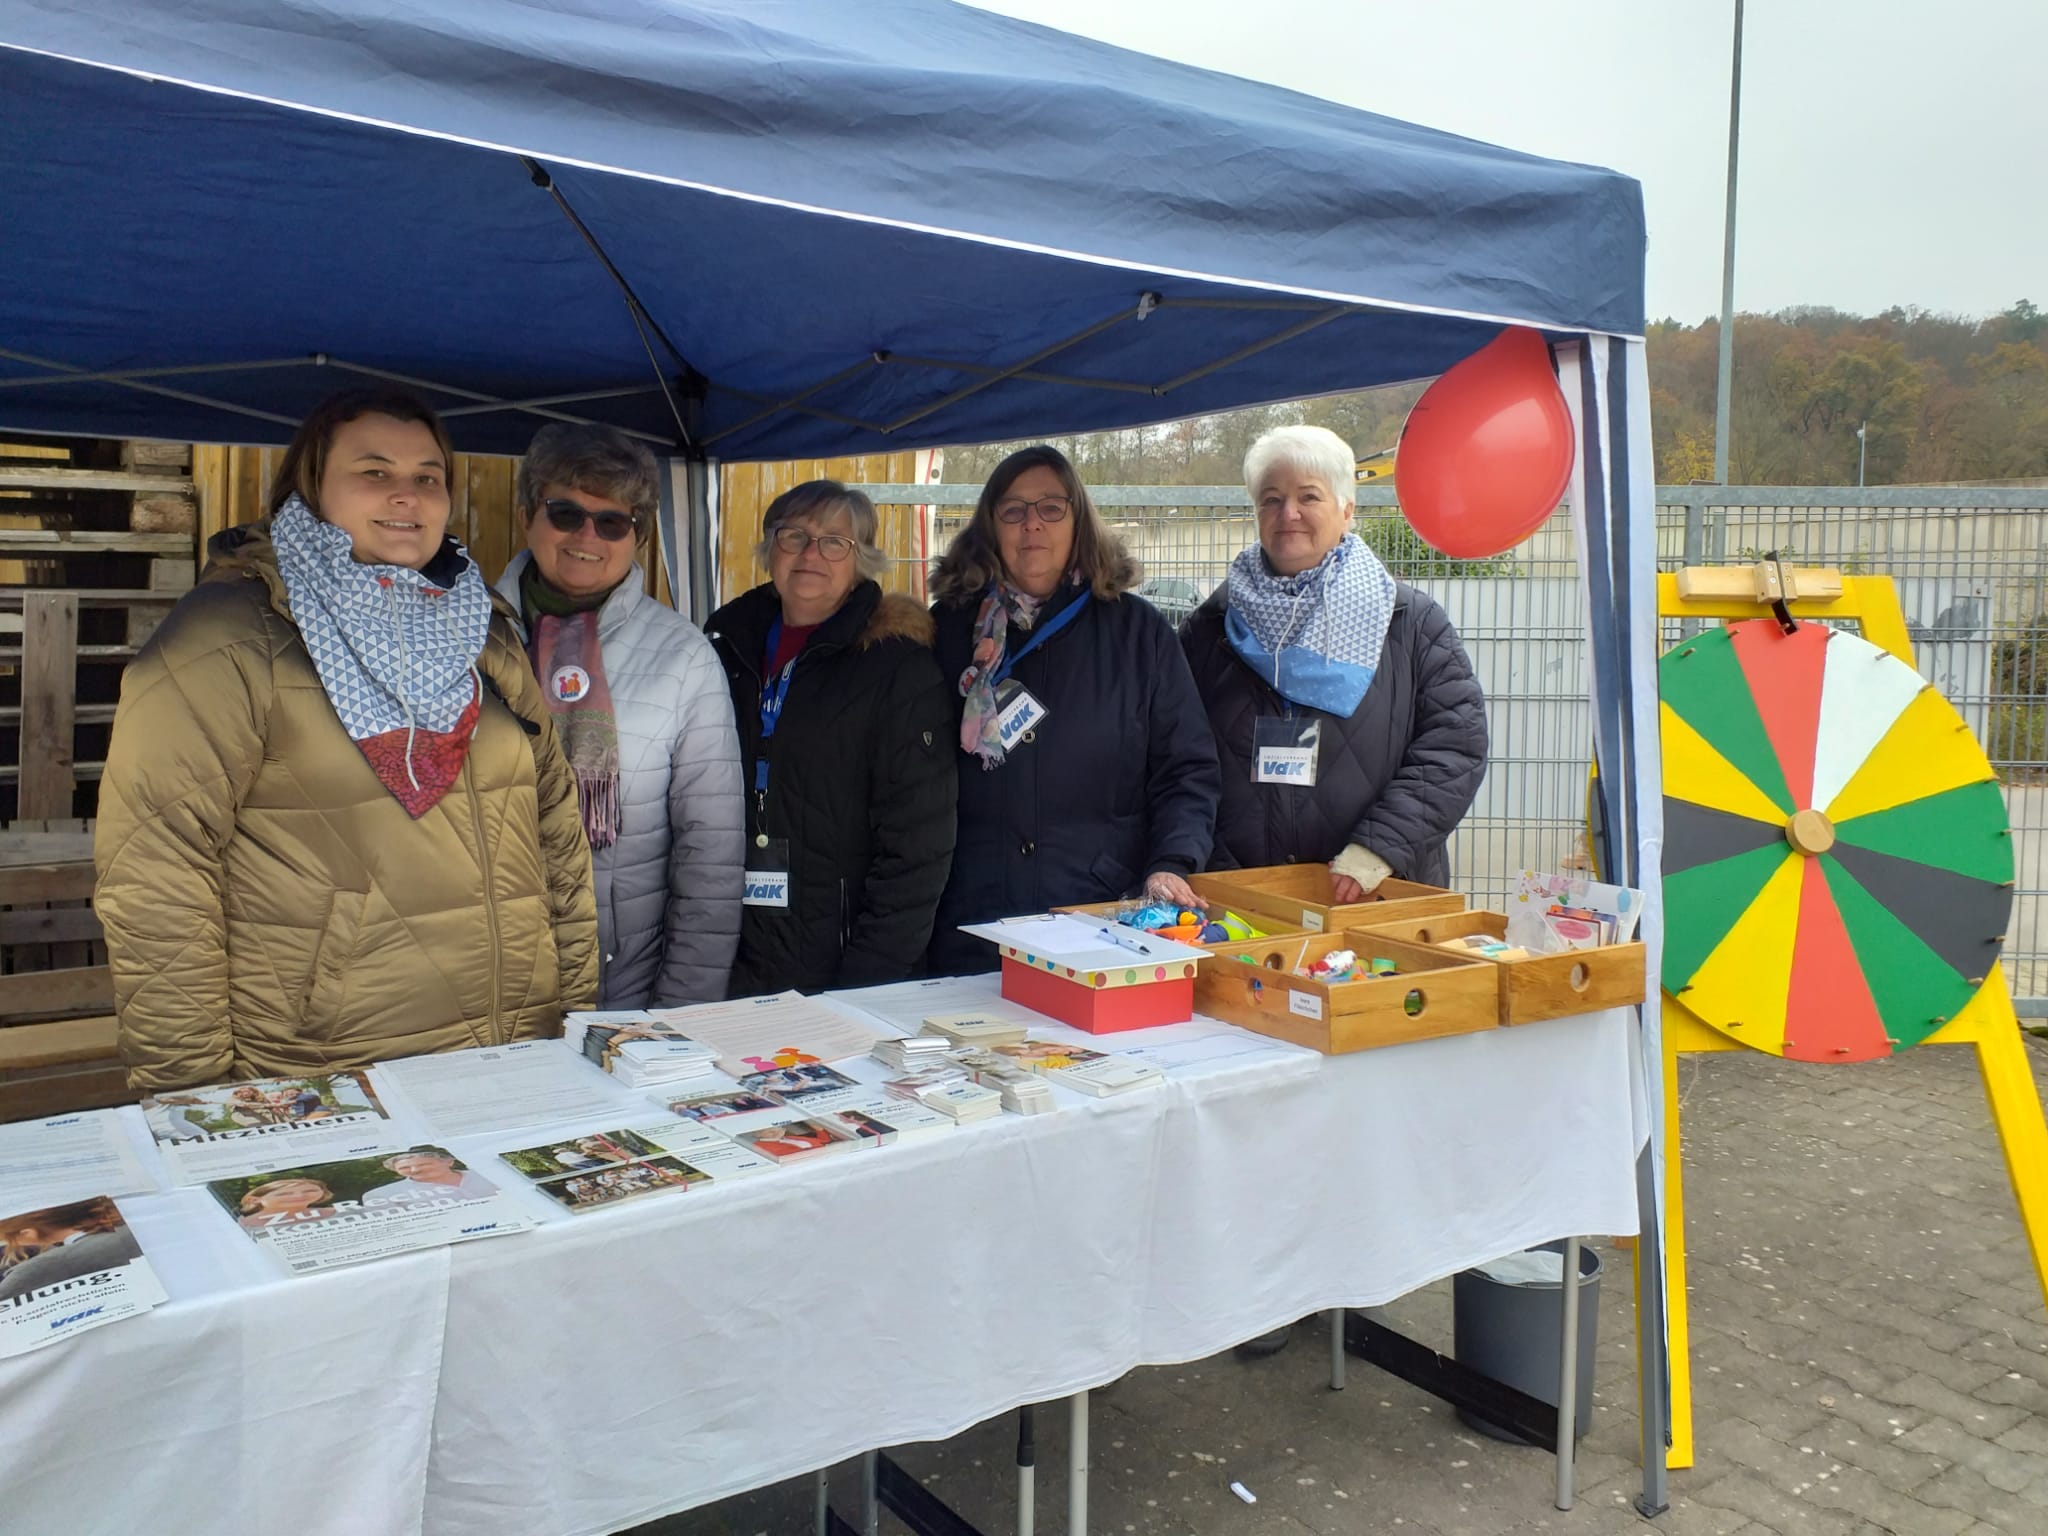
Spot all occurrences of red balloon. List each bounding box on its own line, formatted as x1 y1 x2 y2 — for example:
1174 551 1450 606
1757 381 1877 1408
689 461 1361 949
1394 326 1576 559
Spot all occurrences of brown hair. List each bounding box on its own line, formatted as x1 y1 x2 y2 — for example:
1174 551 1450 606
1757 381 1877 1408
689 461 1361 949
238 1178 334 1214
266 388 455 518
515 423 659 548
0 1196 122 1264
929 445 1140 605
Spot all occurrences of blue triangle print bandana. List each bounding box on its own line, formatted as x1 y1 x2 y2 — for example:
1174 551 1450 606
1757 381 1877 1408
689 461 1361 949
1223 534 1396 718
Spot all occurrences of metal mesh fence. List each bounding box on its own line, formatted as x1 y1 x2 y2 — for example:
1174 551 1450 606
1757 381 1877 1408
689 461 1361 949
857 482 2048 1013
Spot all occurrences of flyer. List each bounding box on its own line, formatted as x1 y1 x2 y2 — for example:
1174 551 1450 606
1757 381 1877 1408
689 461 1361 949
143 1071 405 1185
0 1110 157 1208
375 1040 633 1137
0 1195 166 1358
208 1146 533 1275
645 991 883 1077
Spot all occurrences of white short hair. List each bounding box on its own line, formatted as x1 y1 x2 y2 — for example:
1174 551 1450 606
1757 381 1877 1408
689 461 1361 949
1243 424 1356 508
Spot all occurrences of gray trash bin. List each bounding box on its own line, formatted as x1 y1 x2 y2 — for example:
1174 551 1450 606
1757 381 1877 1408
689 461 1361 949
1451 1241 1601 1443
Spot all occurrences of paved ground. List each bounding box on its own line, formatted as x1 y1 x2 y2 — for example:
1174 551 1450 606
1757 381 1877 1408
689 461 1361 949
642 1036 2048 1536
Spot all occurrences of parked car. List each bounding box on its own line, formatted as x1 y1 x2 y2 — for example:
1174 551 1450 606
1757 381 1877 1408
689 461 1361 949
1135 575 1203 628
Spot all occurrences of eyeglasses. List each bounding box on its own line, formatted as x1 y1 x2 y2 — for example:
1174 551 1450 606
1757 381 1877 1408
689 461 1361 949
994 494 1073 525
542 499 640 543
771 525 857 562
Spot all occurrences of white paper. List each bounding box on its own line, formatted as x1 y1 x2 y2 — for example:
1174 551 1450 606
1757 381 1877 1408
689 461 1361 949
1114 1033 1306 1073
650 991 885 1077
831 975 1038 1036
0 1195 165 1358
959 913 1210 969
376 1041 634 1138
0 1111 156 1207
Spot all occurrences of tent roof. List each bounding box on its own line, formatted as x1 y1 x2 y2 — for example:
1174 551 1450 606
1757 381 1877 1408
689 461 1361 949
1 0 1646 457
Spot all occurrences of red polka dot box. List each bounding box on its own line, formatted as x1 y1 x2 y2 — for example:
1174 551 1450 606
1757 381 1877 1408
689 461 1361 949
956 914 1212 1034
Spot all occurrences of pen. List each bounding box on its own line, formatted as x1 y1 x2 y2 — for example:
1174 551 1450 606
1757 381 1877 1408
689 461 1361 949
1096 925 1154 957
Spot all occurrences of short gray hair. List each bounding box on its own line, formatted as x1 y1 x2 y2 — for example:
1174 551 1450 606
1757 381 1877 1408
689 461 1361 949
1243 424 1356 510
517 424 661 542
755 479 889 581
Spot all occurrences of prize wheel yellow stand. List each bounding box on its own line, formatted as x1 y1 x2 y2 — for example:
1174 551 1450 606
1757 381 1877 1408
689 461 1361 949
1644 567 2048 1469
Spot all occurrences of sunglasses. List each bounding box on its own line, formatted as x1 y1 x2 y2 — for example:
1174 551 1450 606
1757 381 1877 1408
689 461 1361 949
994 494 1072 525
771 525 857 562
542 499 641 543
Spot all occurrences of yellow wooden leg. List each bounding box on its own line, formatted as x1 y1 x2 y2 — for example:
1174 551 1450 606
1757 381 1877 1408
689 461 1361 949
1938 971 2048 1305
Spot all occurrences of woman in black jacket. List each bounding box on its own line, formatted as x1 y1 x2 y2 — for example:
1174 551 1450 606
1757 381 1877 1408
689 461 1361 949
1180 423 1488 897
925 446 1221 976
707 481 958 996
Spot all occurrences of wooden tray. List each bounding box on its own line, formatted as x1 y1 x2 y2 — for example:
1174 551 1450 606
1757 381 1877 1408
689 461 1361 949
1191 932 1499 1053
1052 899 1317 956
1190 864 1465 933
1345 911 1648 1026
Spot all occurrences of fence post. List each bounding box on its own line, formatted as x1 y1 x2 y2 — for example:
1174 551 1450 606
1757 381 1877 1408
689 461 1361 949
18 591 78 820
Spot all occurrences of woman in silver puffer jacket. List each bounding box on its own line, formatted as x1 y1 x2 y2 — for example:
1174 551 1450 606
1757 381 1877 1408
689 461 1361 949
495 424 745 1007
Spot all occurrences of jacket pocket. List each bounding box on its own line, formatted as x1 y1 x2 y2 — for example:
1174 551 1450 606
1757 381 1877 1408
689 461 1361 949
1087 850 1138 901
297 889 367 1041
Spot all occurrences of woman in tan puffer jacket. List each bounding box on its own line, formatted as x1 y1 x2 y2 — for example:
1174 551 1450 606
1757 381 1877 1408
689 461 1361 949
95 390 598 1093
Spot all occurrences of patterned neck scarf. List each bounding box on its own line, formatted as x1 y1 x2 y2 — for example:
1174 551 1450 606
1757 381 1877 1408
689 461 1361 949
270 495 492 817
957 577 1069 768
518 559 624 848
1223 533 1397 717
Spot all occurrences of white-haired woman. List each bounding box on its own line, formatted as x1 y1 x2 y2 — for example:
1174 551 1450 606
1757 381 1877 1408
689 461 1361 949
705 481 958 996
496 424 744 1008
1181 423 1487 901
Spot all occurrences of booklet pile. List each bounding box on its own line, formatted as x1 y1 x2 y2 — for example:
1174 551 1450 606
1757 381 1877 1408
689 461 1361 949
564 1011 718 1089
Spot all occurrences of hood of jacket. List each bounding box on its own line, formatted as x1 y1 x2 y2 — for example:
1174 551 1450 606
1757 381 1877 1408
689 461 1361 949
705 579 933 675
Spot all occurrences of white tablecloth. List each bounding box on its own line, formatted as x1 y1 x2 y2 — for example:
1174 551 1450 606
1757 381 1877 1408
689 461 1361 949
0 986 1642 1536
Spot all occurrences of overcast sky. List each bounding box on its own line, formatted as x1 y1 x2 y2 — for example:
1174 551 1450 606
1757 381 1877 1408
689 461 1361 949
966 0 2046 326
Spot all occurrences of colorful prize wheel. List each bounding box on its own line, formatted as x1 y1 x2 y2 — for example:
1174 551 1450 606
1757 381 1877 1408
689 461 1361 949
1661 618 2014 1062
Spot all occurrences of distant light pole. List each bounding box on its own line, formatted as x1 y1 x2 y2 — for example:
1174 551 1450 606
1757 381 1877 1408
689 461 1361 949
1712 0 1744 487
1856 421 1868 488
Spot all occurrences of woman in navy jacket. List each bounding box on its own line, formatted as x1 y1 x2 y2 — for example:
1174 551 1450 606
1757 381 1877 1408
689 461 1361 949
925 446 1221 976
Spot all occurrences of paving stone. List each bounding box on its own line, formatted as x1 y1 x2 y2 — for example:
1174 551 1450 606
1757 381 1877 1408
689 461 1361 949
1895 1417 2048 1494
1683 1470 1861 1535
1914 1464 2048 1531
1873 1377 2029 1440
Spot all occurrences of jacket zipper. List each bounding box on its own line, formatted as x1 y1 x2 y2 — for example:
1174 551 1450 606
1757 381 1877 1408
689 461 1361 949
467 756 504 1045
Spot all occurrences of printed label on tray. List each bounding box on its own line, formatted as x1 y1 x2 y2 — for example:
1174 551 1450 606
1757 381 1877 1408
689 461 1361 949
1288 989 1324 1020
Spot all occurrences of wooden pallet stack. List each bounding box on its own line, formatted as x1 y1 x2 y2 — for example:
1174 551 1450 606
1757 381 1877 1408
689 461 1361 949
0 435 196 1116
0 435 196 818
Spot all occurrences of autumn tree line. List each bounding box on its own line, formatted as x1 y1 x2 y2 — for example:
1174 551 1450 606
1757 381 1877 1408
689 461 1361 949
946 300 2048 491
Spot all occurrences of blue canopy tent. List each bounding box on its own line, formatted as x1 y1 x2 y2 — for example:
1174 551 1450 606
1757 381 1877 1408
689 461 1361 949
1 0 1667 1505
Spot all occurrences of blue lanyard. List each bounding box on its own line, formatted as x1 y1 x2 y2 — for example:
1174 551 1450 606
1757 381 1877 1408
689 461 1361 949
755 620 798 796
993 590 1088 686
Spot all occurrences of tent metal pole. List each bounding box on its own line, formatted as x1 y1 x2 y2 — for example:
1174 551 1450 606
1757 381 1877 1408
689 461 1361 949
876 353 1159 396
880 300 1152 434
1155 307 1354 393
0 346 301 428
0 355 311 390
321 358 675 444
437 384 671 417
1634 1144 1671 1516
701 356 889 448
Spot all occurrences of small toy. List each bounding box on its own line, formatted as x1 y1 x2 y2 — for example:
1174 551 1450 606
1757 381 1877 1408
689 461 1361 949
1298 948 1400 984
1214 910 1266 943
1197 921 1229 943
